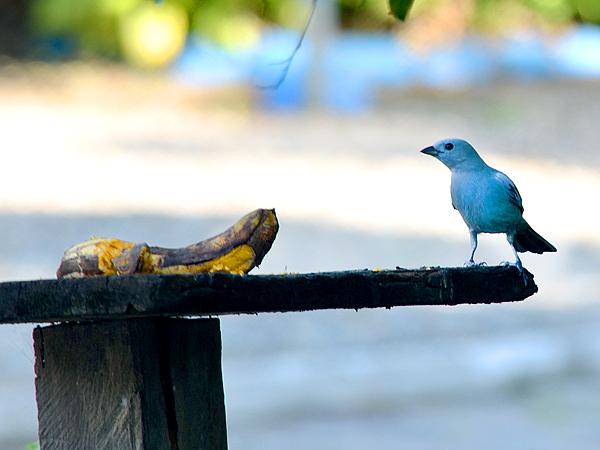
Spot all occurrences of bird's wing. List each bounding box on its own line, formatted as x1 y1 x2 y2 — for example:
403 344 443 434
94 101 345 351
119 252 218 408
494 171 524 213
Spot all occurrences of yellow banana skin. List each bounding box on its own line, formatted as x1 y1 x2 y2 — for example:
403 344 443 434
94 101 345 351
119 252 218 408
56 209 279 278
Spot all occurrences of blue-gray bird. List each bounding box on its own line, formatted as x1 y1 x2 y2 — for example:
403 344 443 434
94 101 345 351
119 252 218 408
420 138 556 272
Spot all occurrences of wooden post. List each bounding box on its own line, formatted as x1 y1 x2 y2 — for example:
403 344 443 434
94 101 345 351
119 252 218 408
33 318 227 450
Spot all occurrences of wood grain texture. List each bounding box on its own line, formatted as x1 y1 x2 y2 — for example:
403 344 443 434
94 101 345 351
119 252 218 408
34 320 171 450
34 318 227 450
3 267 537 324
165 320 227 450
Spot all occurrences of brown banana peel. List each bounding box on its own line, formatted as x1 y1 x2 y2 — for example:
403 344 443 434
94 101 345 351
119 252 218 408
56 209 279 278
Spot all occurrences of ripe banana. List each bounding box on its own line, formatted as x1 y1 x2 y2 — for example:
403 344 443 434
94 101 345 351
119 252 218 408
57 208 279 278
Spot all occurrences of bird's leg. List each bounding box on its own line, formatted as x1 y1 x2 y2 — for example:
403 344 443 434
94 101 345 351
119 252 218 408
507 235 527 285
464 230 480 267
511 246 523 271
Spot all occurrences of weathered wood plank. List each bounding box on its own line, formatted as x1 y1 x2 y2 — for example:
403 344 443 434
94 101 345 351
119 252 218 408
34 318 227 450
3 267 536 324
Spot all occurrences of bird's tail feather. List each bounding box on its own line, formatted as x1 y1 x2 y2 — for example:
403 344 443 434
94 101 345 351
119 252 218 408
513 221 557 254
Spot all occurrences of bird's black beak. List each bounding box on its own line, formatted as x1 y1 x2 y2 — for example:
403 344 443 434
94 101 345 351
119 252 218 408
420 146 439 157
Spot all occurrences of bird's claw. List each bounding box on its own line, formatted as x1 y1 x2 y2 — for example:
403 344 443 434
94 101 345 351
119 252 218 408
464 260 487 267
504 260 528 286
516 262 529 286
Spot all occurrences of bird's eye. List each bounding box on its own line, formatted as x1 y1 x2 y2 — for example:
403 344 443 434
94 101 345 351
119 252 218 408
445 143 454 150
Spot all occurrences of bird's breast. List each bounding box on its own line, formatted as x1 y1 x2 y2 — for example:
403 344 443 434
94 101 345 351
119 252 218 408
450 171 522 233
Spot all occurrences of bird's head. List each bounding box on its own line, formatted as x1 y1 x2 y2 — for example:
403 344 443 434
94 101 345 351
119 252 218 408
420 138 485 171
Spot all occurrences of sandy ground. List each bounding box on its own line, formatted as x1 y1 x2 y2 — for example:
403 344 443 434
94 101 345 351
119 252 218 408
0 64 599 449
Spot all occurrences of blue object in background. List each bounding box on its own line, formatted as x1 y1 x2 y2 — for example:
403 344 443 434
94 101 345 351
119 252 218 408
171 25 600 112
32 36 77 60
552 25 600 77
252 29 312 110
322 33 415 111
172 37 254 87
499 33 552 79
418 39 496 89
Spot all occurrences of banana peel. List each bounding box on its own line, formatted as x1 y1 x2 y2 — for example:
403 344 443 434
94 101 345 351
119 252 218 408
56 209 279 278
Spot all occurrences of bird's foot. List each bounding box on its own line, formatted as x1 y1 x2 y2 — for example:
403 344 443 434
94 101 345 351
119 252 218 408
516 261 529 286
503 260 528 286
464 260 487 268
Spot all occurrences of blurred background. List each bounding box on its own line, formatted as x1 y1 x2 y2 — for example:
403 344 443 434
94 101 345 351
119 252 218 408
1 0 600 448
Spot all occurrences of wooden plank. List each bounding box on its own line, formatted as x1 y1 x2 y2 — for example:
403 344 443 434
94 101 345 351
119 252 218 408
2 267 537 324
34 318 227 450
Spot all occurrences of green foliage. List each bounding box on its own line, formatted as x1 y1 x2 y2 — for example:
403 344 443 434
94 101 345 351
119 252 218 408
30 0 142 56
573 0 600 22
340 0 393 30
26 0 600 61
192 4 261 50
26 443 40 450
388 0 415 21
524 0 576 22
261 0 312 29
